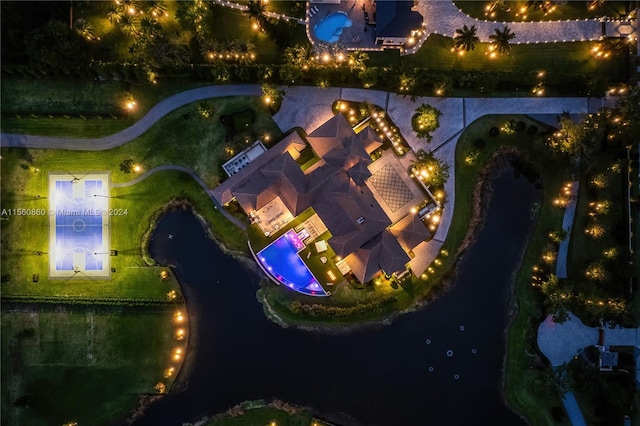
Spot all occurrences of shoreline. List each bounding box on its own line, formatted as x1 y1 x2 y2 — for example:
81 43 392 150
255 146 528 334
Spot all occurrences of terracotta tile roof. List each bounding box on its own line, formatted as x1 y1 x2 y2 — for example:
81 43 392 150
390 213 430 250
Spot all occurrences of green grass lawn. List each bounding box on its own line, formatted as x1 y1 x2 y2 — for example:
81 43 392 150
568 151 628 281
0 165 246 300
2 95 265 300
1 94 263 298
0 79 224 137
1 307 183 426
454 1 629 21
405 35 626 80
208 4 285 64
1 96 281 187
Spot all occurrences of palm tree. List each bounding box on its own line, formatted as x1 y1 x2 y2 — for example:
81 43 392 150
454 24 479 52
283 44 312 69
73 18 96 41
489 25 516 55
232 39 256 65
243 0 267 26
147 0 168 19
119 14 140 37
140 16 162 39
199 37 224 61
348 50 368 72
107 5 123 24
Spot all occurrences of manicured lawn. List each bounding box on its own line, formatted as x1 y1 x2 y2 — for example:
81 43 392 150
1 96 281 187
406 35 626 80
267 0 307 19
1 308 182 426
0 165 246 300
454 1 629 22
1 80 129 115
2 95 264 299
1 79 222 137
568 151 628 283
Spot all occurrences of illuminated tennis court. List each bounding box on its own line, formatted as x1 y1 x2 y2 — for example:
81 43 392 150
48 173 111 278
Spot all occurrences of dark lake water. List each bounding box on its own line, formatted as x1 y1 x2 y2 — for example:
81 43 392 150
135 169 539 426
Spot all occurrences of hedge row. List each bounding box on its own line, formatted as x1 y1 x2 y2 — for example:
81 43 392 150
1 294 179 306
289 295 397 318
1 60 610 98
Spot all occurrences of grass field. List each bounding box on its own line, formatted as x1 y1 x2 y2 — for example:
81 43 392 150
1 307 183 426
1 79 221 138
407 35 626 79
0 165 246 299
1 96 281 186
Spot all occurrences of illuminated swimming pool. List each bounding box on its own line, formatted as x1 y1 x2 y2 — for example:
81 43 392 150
314 12 352 43
257 230 327 296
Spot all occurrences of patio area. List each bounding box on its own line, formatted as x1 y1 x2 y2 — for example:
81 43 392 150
365 149 425 224
308 0 380 50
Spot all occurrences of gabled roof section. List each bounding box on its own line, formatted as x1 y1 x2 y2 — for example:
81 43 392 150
314 175 390 258
347 161 372 186
345 229 409 283
390 213 430 250
307 114 354 158
376 1 423 38
356 127 384 154
378 230 410 275
345 243 382 284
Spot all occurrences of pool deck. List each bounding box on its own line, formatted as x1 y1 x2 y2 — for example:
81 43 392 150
308 0 380 50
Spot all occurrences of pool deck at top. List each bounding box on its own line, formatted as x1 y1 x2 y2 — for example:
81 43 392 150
48 172 111 279
308 0 380 49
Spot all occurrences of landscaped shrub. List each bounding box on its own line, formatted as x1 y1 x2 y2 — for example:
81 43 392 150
516 121 526 131
489 127 500 137
527 125 538 135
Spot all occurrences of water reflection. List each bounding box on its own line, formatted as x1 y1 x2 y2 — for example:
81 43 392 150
137 169 537 426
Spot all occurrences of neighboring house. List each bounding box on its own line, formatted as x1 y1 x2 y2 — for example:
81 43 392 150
374 0 424 47
213 114 430 295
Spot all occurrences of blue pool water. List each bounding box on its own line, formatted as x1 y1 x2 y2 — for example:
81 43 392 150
257 230 326 296
314 12 352 43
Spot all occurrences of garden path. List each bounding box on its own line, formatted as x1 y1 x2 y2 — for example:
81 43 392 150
209 0 306 24
0 85 261 151
111 164 246 230
555 181 579 279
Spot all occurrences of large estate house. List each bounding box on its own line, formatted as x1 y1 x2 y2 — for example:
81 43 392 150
213 113 431 296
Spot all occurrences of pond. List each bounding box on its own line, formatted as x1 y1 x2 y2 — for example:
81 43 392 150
135 168 539 425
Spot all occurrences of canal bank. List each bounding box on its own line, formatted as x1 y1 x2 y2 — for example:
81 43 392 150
134 167 539 426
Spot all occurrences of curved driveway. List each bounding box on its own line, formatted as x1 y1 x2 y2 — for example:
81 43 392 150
1 85 260 151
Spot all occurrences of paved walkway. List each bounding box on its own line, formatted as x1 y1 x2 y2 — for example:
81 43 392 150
111 165 246 230
1 85 261 150
556 181 579 278
406 1 637 54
